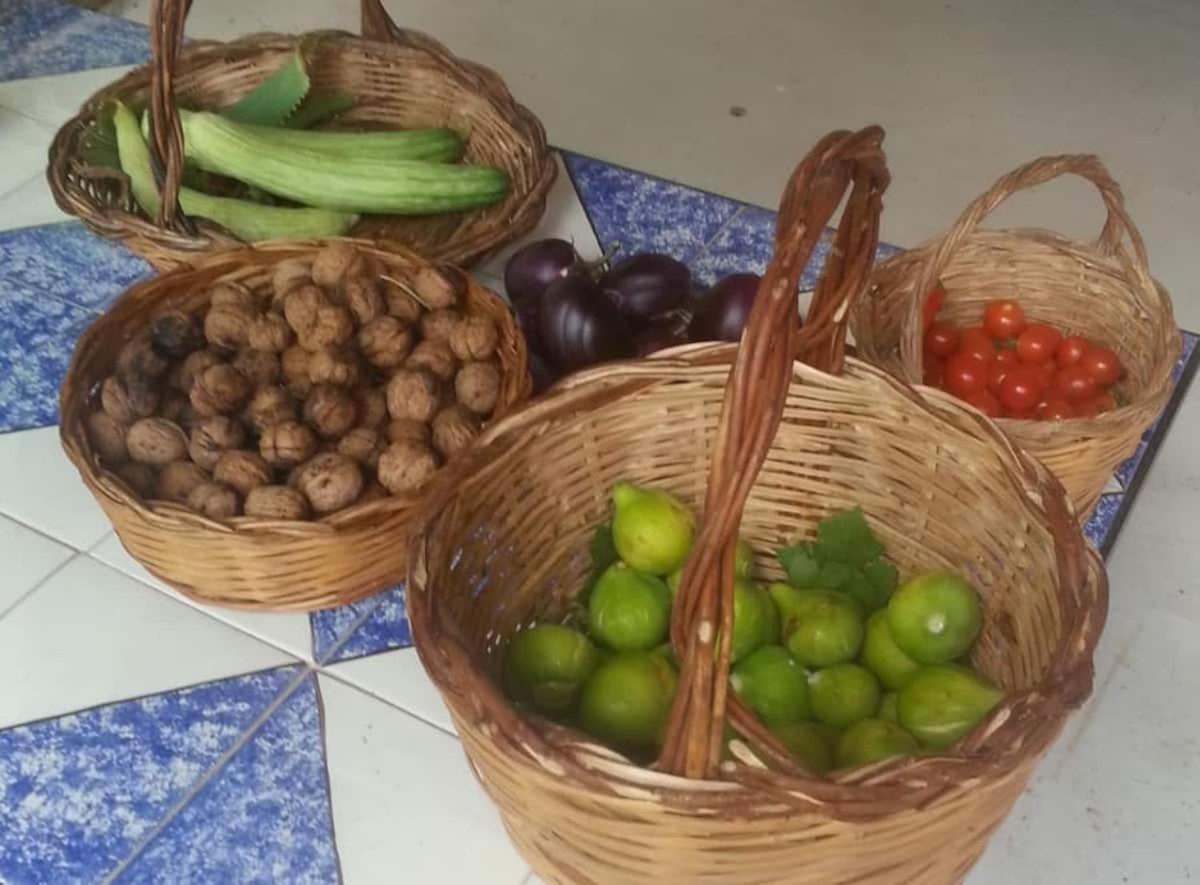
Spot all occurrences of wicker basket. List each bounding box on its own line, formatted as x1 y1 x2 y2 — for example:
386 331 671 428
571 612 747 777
851 155 1179 518
405 129 1108 884
59 239 529 611
47 0 555 272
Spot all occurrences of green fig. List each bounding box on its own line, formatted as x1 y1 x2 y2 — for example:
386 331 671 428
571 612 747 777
770 586 864 668
588 563 671 652
578 651 678 753
730 645 811 726
861 609 921 690
770 721 835 774
502 624 600 718
808 663 880 729
877 691 900 722
897 664 1003 749
611 481 695 575
730 580 779 663
835 718 919 768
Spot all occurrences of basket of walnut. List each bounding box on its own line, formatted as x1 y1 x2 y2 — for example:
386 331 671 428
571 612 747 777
59 239 529 611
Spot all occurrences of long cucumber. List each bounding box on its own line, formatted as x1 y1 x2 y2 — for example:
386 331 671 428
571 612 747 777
112 102 358 242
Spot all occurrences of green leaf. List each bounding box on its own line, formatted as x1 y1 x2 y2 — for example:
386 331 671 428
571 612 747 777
842 569 889 613
815 560 855 591
221 49 310 127
815 506 883 567
589 524 619 577
863 558 898 598
285 89 355 130
778 541 821 587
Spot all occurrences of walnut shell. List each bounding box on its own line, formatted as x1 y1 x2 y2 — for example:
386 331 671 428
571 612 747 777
88 411 128 465
386 368 440 422
306 348 361 387
300 304 354 350
280 346 313 398
114 461 156 498
386 418 432 446
247 313 294 353
354 387 388 430
244 386 297 435
384 282 423 324
156 460 210 504
420 308 462 344
311 242 364 289
432 404 481 459
213 450 272 497
357 316 413 370
209 281 258 313
405 340 457 382
272 258 313 307
413 265 463 310
101 375 159 425
127 417 188 465
190 364 252 417
244 485 310 520
337 427 385 469
259 420 319 469
304 385 357 441
283 284 327 340
343 275 384 326
377 440 440 495
187 481 241 519
449 314 499 361
232 349 281 388
189 415 246 470
292 452 364 515
204 304 254 351
359 480 390 505
176 349 223 393
158 392 194 430
151 310 204 360
116 334 169 384
455 361 501 416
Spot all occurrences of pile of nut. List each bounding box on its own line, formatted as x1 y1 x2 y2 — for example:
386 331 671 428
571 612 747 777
85 243 504 521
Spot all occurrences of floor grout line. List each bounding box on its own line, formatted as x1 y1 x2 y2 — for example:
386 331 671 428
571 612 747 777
316 665 457 740
0 550 81 623
684 203 748 264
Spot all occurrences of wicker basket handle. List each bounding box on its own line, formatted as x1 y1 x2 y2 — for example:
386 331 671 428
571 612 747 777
659 127 890 779
902 154 1156 365
360 0 451 54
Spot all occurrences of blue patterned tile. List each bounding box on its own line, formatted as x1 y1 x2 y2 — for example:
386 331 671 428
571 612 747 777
0 0 149 82
0 222 151 312
115 675 338 885
309 593 382 664
563 152 740 261
0 665 298 885
1083 493 1124 550
327 584 411 663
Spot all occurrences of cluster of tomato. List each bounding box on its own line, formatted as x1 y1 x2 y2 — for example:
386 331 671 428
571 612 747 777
921 290 1123 420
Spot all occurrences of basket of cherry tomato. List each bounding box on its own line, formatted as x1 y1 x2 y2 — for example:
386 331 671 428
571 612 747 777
852 154 1180 518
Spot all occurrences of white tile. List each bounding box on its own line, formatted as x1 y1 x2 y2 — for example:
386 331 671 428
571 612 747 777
0 555 295 729
0 65 136 130
0 514 73 618
0 109 55 201
479 153 602 280
0 426 113 550
0 171 67 233
318 674 529 885
90 532 315 662
326 647 455 734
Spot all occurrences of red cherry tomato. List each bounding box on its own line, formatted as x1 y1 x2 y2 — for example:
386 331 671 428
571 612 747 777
1076 391 1117 417
1035 360 1057 391
923 285 946 331
923 354 944 387
944 352 989 398
923 322 960 358
983 300 1027 340
1016 323 1063 364
963 388 1003 417
988 353 1016 392
1053 365 1098 402
1036 396 1075 421
1079 346 1122 388
997 365 1043 414
1055 335 1089 368
958 327 996 364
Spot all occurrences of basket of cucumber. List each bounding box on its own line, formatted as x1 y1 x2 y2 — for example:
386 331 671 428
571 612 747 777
47 0 555 271
405 128 1107 883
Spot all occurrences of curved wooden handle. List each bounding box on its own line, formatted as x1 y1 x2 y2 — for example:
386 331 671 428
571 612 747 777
145 0 192 233
360 0 448 53
659 127 890 779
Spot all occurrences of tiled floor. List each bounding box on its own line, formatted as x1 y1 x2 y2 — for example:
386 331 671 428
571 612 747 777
1 1 1199 883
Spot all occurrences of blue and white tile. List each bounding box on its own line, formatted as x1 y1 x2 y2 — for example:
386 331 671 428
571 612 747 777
0 664 299 885
0 0 149 83
0 172 69 233
0 555 295 730
318 673 529 885
0 109 56 198
564 151 741 262
114 675 338 885
1082 493 1123 551
327 647 455 735
324 583 411 664
309 591 386 664
91 532 317 663
1113 439 1150 491
0 514 72 619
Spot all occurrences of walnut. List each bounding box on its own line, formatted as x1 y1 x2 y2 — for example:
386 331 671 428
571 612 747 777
232 348 281 388
244 485 310 520
413 265 463 310
359 480 390 504
187 481 241 519
155 460 209 504
244 386 297 435
378 440 440 495
88 411 128 465
354 387 388 430
101 375 159 425
272 258 313 307
384 282 423 324
126 417 188 465
420 309 462 344
306 348 360 387
292 452 364 515
455 362 501 415
343 275 385 326
405 340 457 382
283 284 326 340
449 314 499 361
114 461 156 498
311 242 366 290
209 281 258 313
280 346 313 398
213 450 272 496
386 369 440 422
259 420 318 469
337 427 385 469
247 313 294 353
386 418 432 446
151 310 204 359
357 316 413 369
300 304 354 350
304 385 357 440
176 349 223 393
189 415 246 470
116 334 169 384
204 304 254 351
432 404 481 459
158 392 194 430
190 364 252 416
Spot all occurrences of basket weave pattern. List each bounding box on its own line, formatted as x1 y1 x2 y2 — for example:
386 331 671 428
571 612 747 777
406 131 1107 883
